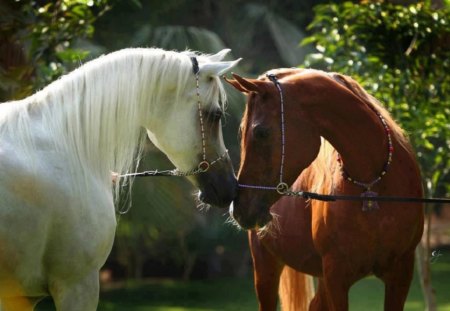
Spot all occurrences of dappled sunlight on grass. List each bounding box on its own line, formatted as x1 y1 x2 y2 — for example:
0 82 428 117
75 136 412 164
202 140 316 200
405 301 426 310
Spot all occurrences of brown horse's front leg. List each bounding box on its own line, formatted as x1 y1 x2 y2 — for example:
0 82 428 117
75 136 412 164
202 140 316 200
320 253 356 311
309 278 329 311
380 250 415 311
249 230 284 311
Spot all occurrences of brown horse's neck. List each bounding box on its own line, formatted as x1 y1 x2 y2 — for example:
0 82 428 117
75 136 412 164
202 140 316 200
299 77 390 184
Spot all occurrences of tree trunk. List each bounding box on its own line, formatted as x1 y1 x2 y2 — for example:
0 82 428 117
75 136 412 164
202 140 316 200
182 252 197 281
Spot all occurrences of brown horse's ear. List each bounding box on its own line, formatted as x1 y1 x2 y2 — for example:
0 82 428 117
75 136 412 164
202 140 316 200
223 73 265 94
223 75 249 93
232 73 263 93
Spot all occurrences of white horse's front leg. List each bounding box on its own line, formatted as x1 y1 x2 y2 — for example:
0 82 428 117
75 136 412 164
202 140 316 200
50 271 100 311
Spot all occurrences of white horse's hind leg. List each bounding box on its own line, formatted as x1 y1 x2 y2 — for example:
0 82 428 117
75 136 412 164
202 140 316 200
50 271 100 311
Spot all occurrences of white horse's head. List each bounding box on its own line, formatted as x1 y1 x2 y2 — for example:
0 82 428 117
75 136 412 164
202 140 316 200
144 49 241 208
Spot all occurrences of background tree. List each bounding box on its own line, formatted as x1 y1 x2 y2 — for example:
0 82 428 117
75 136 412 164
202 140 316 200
0 0 110 100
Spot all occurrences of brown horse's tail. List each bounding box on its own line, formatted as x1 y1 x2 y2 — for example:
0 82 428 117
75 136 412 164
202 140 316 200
279 266 315 311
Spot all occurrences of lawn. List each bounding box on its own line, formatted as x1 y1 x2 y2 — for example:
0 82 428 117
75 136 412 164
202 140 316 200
36 249 450 310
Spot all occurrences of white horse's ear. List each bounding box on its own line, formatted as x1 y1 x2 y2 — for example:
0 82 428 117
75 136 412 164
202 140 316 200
200 58 242 77
208 49 232 62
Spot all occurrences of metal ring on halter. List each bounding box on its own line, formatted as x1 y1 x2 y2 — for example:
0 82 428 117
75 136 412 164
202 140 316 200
276 182 289 195
198 161 210 172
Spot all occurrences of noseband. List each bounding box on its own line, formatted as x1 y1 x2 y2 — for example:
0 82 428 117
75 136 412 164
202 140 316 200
119 56 228 178
238 73 290 194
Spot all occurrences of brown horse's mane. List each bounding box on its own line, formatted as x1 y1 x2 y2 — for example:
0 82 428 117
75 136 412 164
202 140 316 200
306 71 414 195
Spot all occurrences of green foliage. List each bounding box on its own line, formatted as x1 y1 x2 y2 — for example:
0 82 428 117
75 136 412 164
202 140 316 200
130 25 229 59
0 0 110 99
93 0 317 72
302 2 450 197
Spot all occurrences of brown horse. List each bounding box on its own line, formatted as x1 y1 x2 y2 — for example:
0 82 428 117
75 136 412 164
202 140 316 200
226 68 424 311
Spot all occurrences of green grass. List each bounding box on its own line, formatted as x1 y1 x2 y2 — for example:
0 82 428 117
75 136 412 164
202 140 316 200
37 278 257 311
97 278 257 311
36 249 450 310
349 248 450 311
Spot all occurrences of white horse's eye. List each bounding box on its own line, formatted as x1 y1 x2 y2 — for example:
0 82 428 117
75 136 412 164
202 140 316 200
203 108 223 122
212 109 223 121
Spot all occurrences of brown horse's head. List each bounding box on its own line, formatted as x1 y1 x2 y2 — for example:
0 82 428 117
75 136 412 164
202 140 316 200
226 69 321 229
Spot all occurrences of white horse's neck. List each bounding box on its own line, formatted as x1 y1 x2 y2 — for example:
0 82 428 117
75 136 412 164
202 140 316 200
3 49 193 183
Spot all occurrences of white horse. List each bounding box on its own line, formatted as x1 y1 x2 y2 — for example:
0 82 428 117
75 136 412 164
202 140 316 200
0 48 240 310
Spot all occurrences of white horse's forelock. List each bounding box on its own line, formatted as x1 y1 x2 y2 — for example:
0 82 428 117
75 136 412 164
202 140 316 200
0 48 226 206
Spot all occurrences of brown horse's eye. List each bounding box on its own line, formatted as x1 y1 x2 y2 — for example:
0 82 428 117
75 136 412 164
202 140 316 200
253 124 270 140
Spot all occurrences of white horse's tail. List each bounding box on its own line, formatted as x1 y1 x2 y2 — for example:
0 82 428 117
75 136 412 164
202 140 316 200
279 266 315 311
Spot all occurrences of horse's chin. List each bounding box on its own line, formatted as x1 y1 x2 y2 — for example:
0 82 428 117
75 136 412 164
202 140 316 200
194 172 238 208
197 189 231 209
256 213 273 229
229 203 273 230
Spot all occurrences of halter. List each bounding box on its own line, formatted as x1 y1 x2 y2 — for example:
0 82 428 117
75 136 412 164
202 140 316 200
237 73 393 211
235 73 450 208
238 73 290 194
119 56 228 178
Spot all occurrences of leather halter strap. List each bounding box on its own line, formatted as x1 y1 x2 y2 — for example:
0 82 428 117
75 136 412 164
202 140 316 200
238 73 289 194
119 56 228 178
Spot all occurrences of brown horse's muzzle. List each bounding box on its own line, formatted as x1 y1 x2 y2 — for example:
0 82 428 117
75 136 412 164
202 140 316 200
230 194 273 230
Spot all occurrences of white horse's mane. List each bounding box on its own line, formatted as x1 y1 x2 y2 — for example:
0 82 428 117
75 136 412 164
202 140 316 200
0 48 227 205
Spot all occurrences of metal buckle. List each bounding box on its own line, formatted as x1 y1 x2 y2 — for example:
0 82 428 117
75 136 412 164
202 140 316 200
276 182 289 195
198 161 210 172
266 73 278 83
